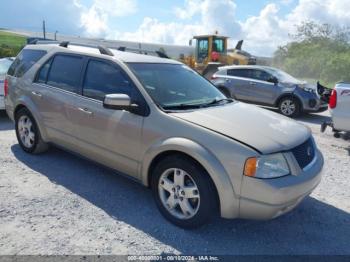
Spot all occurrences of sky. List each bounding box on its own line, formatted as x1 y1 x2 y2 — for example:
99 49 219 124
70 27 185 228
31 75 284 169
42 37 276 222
0 0 349 56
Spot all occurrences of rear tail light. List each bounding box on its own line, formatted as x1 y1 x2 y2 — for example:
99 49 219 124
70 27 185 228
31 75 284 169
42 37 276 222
329 89 337 109
4 79 8 97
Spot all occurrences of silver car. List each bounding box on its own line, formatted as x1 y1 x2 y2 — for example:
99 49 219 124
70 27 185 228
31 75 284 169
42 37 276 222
211 65 328 117
5 44 324 228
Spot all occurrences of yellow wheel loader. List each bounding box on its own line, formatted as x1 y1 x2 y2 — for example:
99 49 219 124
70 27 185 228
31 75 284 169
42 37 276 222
186 34 256 79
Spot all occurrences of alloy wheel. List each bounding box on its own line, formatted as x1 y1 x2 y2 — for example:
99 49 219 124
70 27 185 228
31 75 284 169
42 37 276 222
17 115 35 148
280 99 296 116
158 168 200 220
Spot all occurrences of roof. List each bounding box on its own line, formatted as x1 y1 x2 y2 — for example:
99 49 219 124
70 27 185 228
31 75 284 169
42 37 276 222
193 35 229 39
218 65 274 71
25 43 181 64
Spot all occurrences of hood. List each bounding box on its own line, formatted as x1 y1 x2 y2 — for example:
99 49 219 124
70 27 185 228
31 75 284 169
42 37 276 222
171 102 310 154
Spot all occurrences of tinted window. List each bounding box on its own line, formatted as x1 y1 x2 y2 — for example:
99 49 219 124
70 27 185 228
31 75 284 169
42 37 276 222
227 69 252 78
250 70 272 82
7 49 46 77
36 58 52 83
83 60 134 101
47 55 83 93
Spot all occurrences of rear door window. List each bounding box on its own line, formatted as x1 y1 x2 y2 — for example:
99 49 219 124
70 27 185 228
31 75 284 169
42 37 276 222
46 55 84 93
7 49 47 77
250 70 272 82
227 69 252 79
82 59 135 101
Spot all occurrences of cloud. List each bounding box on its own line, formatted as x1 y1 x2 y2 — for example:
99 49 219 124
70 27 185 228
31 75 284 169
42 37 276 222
287 0 350 26
77 0 138 37
77 0 350 56
2 0 350 56
241 4 289 56
118 0 241 48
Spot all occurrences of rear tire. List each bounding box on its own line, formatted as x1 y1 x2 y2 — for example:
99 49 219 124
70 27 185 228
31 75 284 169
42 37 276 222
151 155 217 229
15 108 49 154
278 97 301 118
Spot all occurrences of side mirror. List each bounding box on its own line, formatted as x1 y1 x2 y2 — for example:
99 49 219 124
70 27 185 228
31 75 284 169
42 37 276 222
268 76 278 85
103 94 137 111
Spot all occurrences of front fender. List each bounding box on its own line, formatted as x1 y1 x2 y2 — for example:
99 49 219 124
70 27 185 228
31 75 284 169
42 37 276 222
141 137 240 218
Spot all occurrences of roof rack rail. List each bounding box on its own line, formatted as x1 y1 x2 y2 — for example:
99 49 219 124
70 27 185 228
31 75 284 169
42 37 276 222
59 41 69 48
57 42 114 56
117 46 169 59
155 51 169 59
98 45 114 56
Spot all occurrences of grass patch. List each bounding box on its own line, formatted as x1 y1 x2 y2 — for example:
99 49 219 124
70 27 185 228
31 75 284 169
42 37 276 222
0 31 26 58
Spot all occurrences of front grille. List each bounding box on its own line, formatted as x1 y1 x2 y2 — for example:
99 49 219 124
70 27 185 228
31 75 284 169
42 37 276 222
291 138 315 169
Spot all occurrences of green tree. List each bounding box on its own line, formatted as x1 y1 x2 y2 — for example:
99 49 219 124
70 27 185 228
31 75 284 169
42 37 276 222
273 21 350 86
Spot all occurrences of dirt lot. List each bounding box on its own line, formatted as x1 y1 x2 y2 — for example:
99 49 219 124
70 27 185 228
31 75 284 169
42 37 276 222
0 109 349 255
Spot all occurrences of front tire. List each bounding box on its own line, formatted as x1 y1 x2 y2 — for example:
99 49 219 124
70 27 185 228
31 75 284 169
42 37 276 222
15 108 49 154
278 97 301 118
151 155 217 229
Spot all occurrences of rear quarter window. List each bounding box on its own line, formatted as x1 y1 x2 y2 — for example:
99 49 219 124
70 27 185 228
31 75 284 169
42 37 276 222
7 49 47 77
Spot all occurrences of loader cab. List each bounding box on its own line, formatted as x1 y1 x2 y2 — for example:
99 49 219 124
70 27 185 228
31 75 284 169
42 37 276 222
194 35 228 64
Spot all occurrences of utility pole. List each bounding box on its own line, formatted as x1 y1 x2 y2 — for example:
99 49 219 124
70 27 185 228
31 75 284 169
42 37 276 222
42 20 46 39
54 30 58 41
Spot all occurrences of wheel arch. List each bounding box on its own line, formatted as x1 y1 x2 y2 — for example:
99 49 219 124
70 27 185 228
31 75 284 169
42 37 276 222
13 99 49 142
275 93 303 110
141 137 239 218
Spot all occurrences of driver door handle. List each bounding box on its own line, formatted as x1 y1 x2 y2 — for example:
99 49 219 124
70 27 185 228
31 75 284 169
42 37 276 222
77 107 93 116
249 82 256 86
31 91 43 98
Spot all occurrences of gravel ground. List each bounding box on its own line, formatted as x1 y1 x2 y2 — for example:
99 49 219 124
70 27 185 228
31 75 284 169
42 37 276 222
0 109 349 255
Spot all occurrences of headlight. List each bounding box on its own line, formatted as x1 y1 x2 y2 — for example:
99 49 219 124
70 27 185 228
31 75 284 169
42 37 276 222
301 86 316 93
244 153 290 179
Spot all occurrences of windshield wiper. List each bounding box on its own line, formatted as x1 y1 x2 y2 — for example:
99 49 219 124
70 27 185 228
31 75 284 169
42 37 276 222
161 103 204 110
203 98 234 107
161 98 233 111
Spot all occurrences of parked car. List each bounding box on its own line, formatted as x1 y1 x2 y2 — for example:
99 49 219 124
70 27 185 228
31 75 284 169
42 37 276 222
321 82 350 136
5 44 324 228
0 57 15 110
211 65 328 117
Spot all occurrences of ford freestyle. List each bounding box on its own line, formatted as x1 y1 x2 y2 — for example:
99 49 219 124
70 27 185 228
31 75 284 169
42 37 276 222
4 43 324 228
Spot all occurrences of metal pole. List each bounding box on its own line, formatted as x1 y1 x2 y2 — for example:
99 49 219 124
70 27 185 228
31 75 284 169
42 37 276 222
43 20 46 39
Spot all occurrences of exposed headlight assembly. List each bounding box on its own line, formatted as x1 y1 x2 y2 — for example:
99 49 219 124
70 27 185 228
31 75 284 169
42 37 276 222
301 86 316 93
244 153 290 179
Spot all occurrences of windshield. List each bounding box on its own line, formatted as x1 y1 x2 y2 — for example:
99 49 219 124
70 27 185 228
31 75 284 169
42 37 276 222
128 63 227 109
265 68 302 84
0 58 13 75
